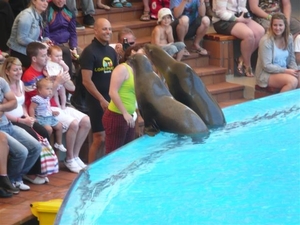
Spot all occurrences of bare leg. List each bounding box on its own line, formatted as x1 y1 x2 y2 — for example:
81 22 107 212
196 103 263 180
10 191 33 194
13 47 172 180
88 131 105 163
0 132 9 175
54 123 63 145
176 49 185 61
176 16 189 42
96 0 110 10
65 120 79 160
193 16 210 54
72 116 91 158
268 73 298 92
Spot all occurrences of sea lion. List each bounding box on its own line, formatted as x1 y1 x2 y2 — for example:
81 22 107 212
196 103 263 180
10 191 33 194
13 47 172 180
127 53 208 136
144 44 226 128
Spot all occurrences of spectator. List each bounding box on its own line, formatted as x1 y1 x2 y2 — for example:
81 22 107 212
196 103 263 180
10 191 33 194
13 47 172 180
1 56 50 184
65 0 96 29
80 18 118 163
290 18 300 67
212 0 264 77
44 0 81 77
102 44 144 154
170 0 210 56
151 8 186 61
7 0 49 69
0 76 41 190
114 27 137 62
248 0 292 30
0 131 20 198
255 13 299 92
22 42 91 173
29 78 66 152
0 0 14 52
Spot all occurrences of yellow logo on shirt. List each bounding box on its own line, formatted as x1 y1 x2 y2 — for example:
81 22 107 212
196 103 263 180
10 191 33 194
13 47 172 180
94 57 114 73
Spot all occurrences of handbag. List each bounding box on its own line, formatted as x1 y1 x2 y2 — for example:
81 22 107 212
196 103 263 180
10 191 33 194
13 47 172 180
33 129 59 176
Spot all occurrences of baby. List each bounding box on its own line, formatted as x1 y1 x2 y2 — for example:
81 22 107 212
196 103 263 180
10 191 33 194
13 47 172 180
29 78 66 152
43 45 73 109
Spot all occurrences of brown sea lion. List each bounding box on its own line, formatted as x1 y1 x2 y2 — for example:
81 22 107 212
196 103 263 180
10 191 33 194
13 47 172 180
144 44 226 128
127 53 208 136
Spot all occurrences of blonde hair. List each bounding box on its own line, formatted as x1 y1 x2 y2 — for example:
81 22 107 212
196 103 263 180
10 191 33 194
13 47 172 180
0 57 22 84
268 12 290 49
36 78 52 90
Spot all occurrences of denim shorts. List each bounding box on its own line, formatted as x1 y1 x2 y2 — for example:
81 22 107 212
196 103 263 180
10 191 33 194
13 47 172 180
36 116 59 127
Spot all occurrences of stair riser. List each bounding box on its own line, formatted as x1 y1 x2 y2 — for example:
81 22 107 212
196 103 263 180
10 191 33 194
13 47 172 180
212 89 244 102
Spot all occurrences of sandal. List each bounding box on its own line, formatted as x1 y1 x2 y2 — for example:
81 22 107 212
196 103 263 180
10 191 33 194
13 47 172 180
111 0 123 8
140 11 150 21
183 48 190 56
97 2 110 10
235 57 244 76
192 47 208 56
244 66 254 77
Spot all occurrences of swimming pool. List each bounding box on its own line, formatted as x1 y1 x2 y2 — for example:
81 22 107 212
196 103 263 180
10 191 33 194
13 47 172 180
56 90 300 224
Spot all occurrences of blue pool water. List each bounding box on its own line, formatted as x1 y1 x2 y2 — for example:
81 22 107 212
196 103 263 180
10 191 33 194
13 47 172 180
56 90 300 225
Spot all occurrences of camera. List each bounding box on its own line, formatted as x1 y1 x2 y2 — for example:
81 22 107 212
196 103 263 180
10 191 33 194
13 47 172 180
235 11 252 18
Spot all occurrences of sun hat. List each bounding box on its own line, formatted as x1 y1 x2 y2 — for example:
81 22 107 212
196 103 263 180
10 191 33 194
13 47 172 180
157 8 174 24
290 17 300 35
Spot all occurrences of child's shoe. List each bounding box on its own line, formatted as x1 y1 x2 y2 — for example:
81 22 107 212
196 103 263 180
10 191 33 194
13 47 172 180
54 143 67 152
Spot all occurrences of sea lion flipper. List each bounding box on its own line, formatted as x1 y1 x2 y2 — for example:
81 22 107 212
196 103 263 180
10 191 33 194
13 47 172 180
144 126 160 136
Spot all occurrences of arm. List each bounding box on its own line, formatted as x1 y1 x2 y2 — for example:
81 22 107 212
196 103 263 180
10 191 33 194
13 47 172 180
58 86 66 109
167 26 174 44
172 0 189 19
59 60 69 72
281 0 291 24
68 16 78 49
198 0 205 17
248 0 269 19
63 80 75 92
0 91 17 113
82 69 109 110
214 0 236 21
28 101 37 118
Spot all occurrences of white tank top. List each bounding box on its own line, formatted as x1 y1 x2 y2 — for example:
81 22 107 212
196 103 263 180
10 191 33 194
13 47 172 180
6 81 25 118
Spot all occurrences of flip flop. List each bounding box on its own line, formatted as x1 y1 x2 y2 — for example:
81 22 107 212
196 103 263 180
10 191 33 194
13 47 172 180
97 3 110 10
192 47 208 56
111 1 123 8
183 48 190 56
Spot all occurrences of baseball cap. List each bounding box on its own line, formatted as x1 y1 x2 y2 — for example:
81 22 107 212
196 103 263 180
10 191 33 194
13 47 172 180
157 8 174 24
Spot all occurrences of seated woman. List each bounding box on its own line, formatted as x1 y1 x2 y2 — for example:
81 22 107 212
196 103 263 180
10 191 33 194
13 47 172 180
255 13 299 92
1 57 51 184
0 131 20 198
212 0 265 77
43 0 81 75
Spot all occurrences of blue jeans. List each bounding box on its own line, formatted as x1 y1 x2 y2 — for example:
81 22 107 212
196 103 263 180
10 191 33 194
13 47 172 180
66 0 95 16
1 123 41 182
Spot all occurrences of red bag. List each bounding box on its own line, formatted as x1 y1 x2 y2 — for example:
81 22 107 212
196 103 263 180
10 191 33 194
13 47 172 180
150 0 170 20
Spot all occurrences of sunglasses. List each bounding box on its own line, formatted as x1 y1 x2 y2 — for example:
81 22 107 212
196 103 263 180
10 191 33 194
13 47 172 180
129 42 135 46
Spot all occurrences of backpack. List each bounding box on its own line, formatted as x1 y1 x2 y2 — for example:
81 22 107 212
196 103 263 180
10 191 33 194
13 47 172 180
150 0 170 20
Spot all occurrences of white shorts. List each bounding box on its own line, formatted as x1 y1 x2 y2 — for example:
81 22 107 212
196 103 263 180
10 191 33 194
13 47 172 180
51 106 87 133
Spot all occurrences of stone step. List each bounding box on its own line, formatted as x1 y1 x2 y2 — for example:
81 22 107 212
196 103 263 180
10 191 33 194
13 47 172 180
206 82 245 102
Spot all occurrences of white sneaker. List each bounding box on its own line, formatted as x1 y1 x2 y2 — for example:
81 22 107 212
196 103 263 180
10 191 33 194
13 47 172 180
64 159 82 173
75 157 87 169
44 177 49 183
13 181 30 191
54 143 67 152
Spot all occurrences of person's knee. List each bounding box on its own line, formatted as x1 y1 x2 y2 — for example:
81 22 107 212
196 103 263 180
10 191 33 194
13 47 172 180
80 116 91 130
201 16 210 28
289 77 298 89
69 119 79 132
92 132 105 145
179 16 189 26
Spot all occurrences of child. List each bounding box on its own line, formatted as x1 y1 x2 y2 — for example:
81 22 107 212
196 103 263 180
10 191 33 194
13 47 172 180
43 45 73 109
29 78 66 152
151 8 186 61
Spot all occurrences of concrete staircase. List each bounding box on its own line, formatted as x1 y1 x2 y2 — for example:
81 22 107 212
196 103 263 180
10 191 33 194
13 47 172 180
76 1 248 108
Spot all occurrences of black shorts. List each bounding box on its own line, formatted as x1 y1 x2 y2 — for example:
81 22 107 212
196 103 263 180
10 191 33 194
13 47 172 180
213 20 238 35
87 98 106 133
171 16 203 40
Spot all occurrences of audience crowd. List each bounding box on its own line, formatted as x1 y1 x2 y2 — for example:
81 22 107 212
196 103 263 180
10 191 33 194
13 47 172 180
0 0 299 198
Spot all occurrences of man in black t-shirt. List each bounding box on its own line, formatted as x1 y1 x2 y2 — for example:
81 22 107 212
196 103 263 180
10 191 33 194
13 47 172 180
80 18 118 163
